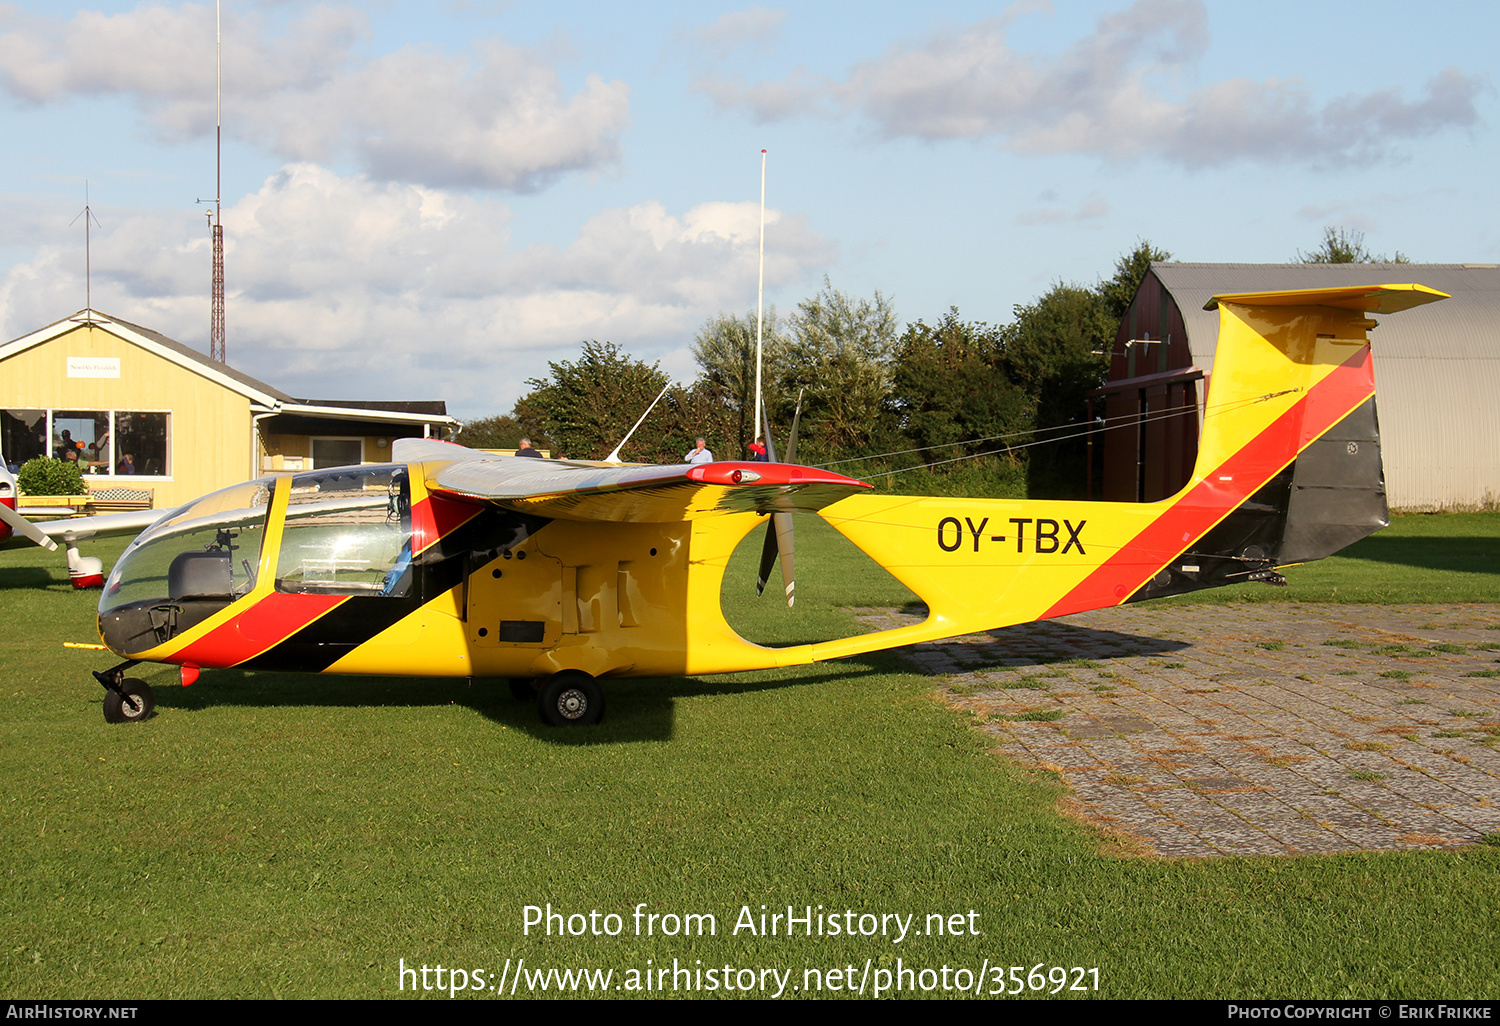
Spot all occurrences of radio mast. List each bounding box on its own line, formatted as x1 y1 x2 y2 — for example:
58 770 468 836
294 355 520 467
209 0 225 364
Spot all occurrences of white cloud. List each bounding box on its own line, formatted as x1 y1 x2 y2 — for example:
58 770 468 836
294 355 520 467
0 4 630 191
695 66 829 124
0 164 834 417
1015 194 1109 226
698 0 1485 167
684 6 786 57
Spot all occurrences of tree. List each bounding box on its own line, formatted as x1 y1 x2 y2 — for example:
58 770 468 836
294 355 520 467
1098 239 1172 321
1297 226 1409 264
782 278 899 458
1001 283 1115 498
456 414 552 451
888 310 1031 461
514 341 675 462
690 306 791 457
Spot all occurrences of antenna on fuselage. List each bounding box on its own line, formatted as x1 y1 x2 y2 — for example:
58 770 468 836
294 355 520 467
210 0 225 364
746 149 798 608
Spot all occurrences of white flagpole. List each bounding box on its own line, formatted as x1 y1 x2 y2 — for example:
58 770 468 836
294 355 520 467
753 148 766 446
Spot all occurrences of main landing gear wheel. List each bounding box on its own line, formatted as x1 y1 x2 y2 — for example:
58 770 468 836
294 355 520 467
103 678 155 724
537 671 604 727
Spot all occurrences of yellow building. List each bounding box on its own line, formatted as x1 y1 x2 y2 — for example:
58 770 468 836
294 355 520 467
1 309 457 510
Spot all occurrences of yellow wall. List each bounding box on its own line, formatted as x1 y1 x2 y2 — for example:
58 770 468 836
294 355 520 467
261 433 401 469
0 323 253 509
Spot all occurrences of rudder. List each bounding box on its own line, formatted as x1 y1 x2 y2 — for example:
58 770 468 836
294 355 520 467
1129 284 1445 601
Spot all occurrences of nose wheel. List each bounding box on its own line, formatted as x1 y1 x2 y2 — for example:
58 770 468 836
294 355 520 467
103 678 155 723
538 671 604 727
94 662 154 724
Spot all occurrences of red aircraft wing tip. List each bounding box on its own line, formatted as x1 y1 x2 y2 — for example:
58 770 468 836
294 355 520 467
686 461 870 490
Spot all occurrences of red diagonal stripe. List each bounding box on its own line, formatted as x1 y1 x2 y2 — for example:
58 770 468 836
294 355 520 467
1041 346 1374 619
413 493 482 554
170 592 348 667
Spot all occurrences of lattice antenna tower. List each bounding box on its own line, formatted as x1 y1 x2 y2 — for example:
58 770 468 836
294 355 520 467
209 0 225 364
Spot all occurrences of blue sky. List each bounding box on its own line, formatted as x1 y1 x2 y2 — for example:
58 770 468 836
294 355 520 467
1 1 1494 420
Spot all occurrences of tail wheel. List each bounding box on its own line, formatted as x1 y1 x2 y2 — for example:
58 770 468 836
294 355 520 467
103 678 155 724
537 671 604 727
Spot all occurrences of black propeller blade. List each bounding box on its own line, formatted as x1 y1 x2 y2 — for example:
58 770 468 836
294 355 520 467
754 391 803 607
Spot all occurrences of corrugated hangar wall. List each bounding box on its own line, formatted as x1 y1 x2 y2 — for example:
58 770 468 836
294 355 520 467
1113 263 1500 510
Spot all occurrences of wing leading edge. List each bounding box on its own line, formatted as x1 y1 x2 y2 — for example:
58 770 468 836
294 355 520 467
392 438 871 523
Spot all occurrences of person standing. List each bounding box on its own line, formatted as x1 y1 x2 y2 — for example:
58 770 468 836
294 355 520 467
515 437 542 458
684 437 714 464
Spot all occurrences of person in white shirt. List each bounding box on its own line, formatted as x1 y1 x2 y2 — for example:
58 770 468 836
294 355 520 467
684 438 714 464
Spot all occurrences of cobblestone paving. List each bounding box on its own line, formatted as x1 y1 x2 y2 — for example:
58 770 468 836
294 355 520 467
853 603 1500 857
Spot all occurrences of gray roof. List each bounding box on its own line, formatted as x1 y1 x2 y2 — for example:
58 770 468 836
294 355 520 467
103 311 297 402
299 398 449 416
4 309 452 426
1150 263 1500 509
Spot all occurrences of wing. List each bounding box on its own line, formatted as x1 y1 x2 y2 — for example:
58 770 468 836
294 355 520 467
393 438 870 523
2 507 167 550
37 508 167 543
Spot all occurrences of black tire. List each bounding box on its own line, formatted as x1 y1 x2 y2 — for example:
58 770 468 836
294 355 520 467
537 672 604 727
508 678 536 702
103 678 155 724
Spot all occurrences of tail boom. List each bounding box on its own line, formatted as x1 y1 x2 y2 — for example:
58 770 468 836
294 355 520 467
810 284 1446 663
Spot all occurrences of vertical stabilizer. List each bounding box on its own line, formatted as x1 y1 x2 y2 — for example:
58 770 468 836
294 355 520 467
1129 284 1447 600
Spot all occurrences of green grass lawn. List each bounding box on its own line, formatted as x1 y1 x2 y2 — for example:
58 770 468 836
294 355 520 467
1159 511 1500 605
1 514 1497 999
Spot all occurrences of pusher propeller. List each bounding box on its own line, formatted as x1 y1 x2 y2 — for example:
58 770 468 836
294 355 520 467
754 392 803 607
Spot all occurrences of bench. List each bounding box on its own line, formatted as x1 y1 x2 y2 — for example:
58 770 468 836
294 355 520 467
86 486 154 513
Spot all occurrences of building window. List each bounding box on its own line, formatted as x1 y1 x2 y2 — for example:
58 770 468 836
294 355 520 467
310 437 364 469
1 409 46 468
2 408 169 478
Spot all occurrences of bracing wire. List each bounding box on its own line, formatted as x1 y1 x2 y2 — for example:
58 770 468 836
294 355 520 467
813 387 1301 478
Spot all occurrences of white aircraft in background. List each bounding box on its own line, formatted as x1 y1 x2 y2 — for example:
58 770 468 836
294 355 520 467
0 457 161 588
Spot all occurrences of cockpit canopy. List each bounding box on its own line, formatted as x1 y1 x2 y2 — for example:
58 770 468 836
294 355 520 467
276 464 413 597
101 478 273 615
99 465 413 655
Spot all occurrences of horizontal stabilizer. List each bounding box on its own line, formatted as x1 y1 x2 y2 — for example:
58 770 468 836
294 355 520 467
1206 283 1449 314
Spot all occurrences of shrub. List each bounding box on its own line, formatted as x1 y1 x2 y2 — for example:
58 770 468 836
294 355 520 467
17 457 88 496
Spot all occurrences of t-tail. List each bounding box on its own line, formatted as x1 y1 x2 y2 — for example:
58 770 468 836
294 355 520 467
1127 283 1448 601
807 284 1448 663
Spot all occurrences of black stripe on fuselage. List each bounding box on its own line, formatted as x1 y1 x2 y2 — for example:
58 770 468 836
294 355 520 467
1127 396 1383 603
240 506 551 672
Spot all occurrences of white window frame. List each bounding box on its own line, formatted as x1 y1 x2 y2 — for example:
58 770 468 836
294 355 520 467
41 409 172 481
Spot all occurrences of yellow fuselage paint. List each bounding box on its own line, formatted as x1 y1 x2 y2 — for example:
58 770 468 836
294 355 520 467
109 285 1447 686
